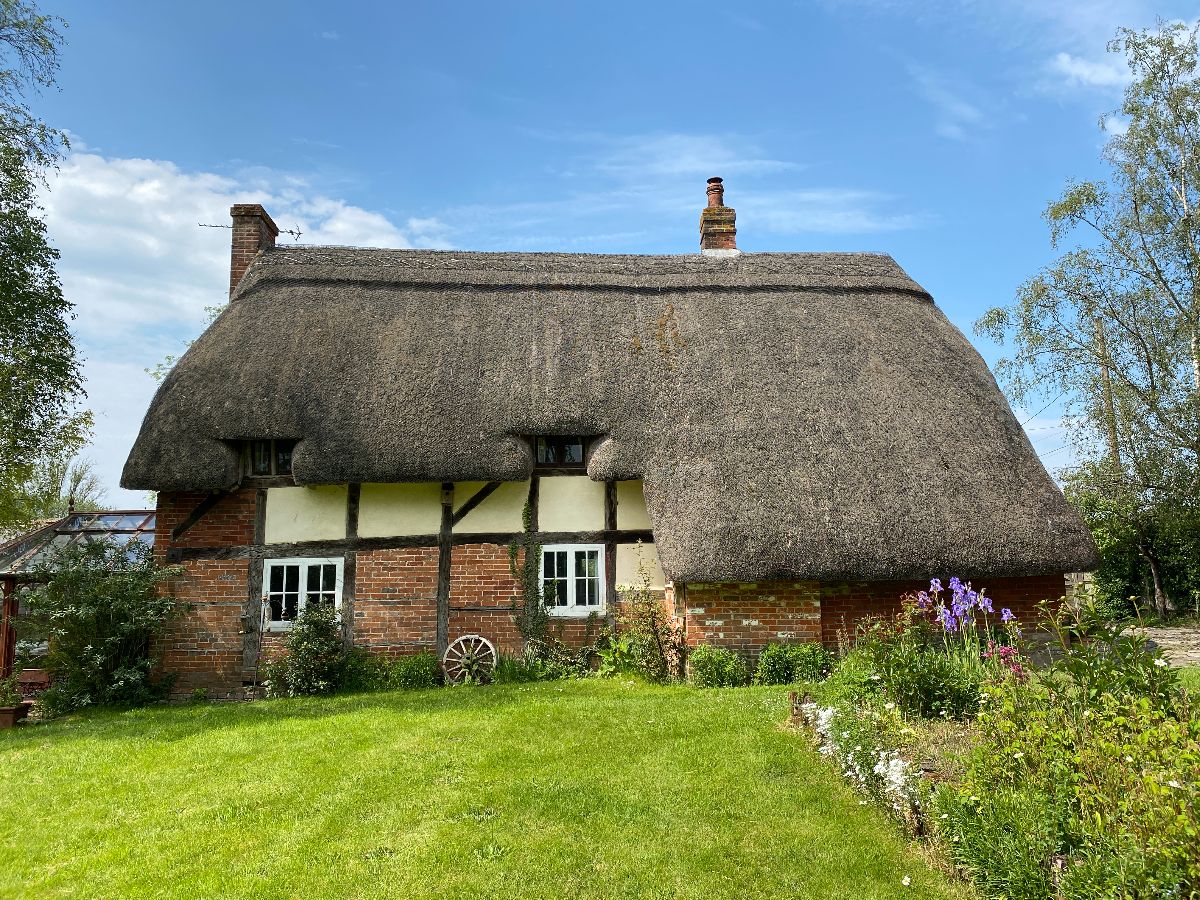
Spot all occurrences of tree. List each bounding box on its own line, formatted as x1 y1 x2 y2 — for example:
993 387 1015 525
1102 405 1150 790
977 22 1200 618
0 0 65 169
0 0 87 535
0 141 88 532
0 456 105 537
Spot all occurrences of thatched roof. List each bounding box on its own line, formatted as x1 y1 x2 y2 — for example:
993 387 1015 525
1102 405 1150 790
123 247 1096 582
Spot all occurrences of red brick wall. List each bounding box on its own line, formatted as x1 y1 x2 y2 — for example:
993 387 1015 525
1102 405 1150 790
818 573 1067 647
156 558 248 699
678 582 822 658
156 490 256 551
354 547 439 654
674 573 1068 658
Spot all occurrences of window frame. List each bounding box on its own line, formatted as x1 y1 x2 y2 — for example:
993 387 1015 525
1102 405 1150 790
534 436 587 470
242 439 296 477
540 543 606 617
261 556 344 632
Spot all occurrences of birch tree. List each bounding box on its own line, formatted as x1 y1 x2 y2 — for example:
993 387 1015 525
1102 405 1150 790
977 22 1200 616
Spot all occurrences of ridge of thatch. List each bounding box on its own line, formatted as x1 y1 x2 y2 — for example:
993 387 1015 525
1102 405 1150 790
122 247 1097 582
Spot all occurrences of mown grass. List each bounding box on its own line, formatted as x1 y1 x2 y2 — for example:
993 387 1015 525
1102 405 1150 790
0 680 969 899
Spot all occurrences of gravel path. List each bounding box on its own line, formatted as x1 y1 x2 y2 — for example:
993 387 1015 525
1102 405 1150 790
1127 625 1200 668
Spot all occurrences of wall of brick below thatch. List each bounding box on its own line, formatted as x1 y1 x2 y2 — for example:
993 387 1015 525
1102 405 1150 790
676 573 1068 660
154 531 1069 697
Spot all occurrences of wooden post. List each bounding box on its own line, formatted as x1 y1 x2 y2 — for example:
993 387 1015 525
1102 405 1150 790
436 482 454 657
1 577 17 680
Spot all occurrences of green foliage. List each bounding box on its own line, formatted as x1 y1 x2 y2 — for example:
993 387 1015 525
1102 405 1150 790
0 673 20 706
1065 462 1200 620
262 602 347 698
508 500 548 645
687 645 749 688
492 645 590 683
0 140 89 535
341 649 442 692
18 539 181 715
597 551 685 683
0 0 68 169
753 642 833 685
935 685 1200 899
976 22 1200 619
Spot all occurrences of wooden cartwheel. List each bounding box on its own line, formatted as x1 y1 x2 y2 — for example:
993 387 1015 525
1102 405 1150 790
442 634 498 684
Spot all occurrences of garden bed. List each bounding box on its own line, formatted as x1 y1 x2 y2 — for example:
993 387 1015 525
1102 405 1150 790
791 578 1200 900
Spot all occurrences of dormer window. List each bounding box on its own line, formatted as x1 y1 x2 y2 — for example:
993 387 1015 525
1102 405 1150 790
535 436 585 469
243 439 295 477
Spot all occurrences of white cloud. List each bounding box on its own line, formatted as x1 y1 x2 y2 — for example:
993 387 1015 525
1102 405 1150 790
588 132 799 180
742 189 926 233
909 66 988 141
1048 51 1129 88
318 30 340 40
40 151 450 505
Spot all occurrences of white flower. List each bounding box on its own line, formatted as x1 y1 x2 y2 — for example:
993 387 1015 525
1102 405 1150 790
1153 657 1169 668
1124 755 1133 763
1168 780 1182 789
902 876 911 887
1013 751 1024 760
940 814 949 820
884 701 896 710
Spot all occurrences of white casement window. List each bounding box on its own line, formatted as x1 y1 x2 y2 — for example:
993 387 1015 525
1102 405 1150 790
262 557 343 630
541 544 605 616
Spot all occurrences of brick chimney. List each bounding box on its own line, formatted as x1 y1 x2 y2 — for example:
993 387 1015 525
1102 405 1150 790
699 177 737 254
229 204 279 296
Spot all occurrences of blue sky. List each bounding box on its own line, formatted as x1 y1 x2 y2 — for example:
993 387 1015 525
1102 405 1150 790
31 0 1194 505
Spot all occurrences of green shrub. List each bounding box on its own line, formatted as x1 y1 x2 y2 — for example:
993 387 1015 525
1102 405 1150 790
19 540 182 715
935 683 1200 899
753 642 832 685
262 602 347 698
0 674 20 707
340 649 442 692
688 645 749 687
606 574 684 683
813 648 881 705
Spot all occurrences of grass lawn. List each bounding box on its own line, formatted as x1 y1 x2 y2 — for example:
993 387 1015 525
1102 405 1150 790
1181 666 1200 692
0 680 968 900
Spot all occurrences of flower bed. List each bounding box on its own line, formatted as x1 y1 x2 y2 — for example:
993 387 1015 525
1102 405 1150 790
795 578 1200 900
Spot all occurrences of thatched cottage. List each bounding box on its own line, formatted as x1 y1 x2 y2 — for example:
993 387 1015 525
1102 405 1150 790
122 178 1096 696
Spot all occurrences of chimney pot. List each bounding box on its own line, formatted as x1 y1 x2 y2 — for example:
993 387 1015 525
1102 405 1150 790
229 203 279 296
700 177 738 254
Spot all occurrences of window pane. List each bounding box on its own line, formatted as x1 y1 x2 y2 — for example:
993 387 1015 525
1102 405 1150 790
563 441 583 463
307 566 321 592
269 566 283 592
275 441 294 475
269 596 282 621
283 593 298 620
250 441 271 475
553 579 568 606
536 437 550 464
322 564 336 592
284 565 299 592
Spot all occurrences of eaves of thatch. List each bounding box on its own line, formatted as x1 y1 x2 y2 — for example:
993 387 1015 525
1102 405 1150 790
122 247 1097 583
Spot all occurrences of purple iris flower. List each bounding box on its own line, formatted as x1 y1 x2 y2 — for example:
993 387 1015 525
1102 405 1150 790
977 593 994 614
1001 608 1015 624
937 605 958 633
929 578 943 593
916 591 931 609
949 576 963 593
